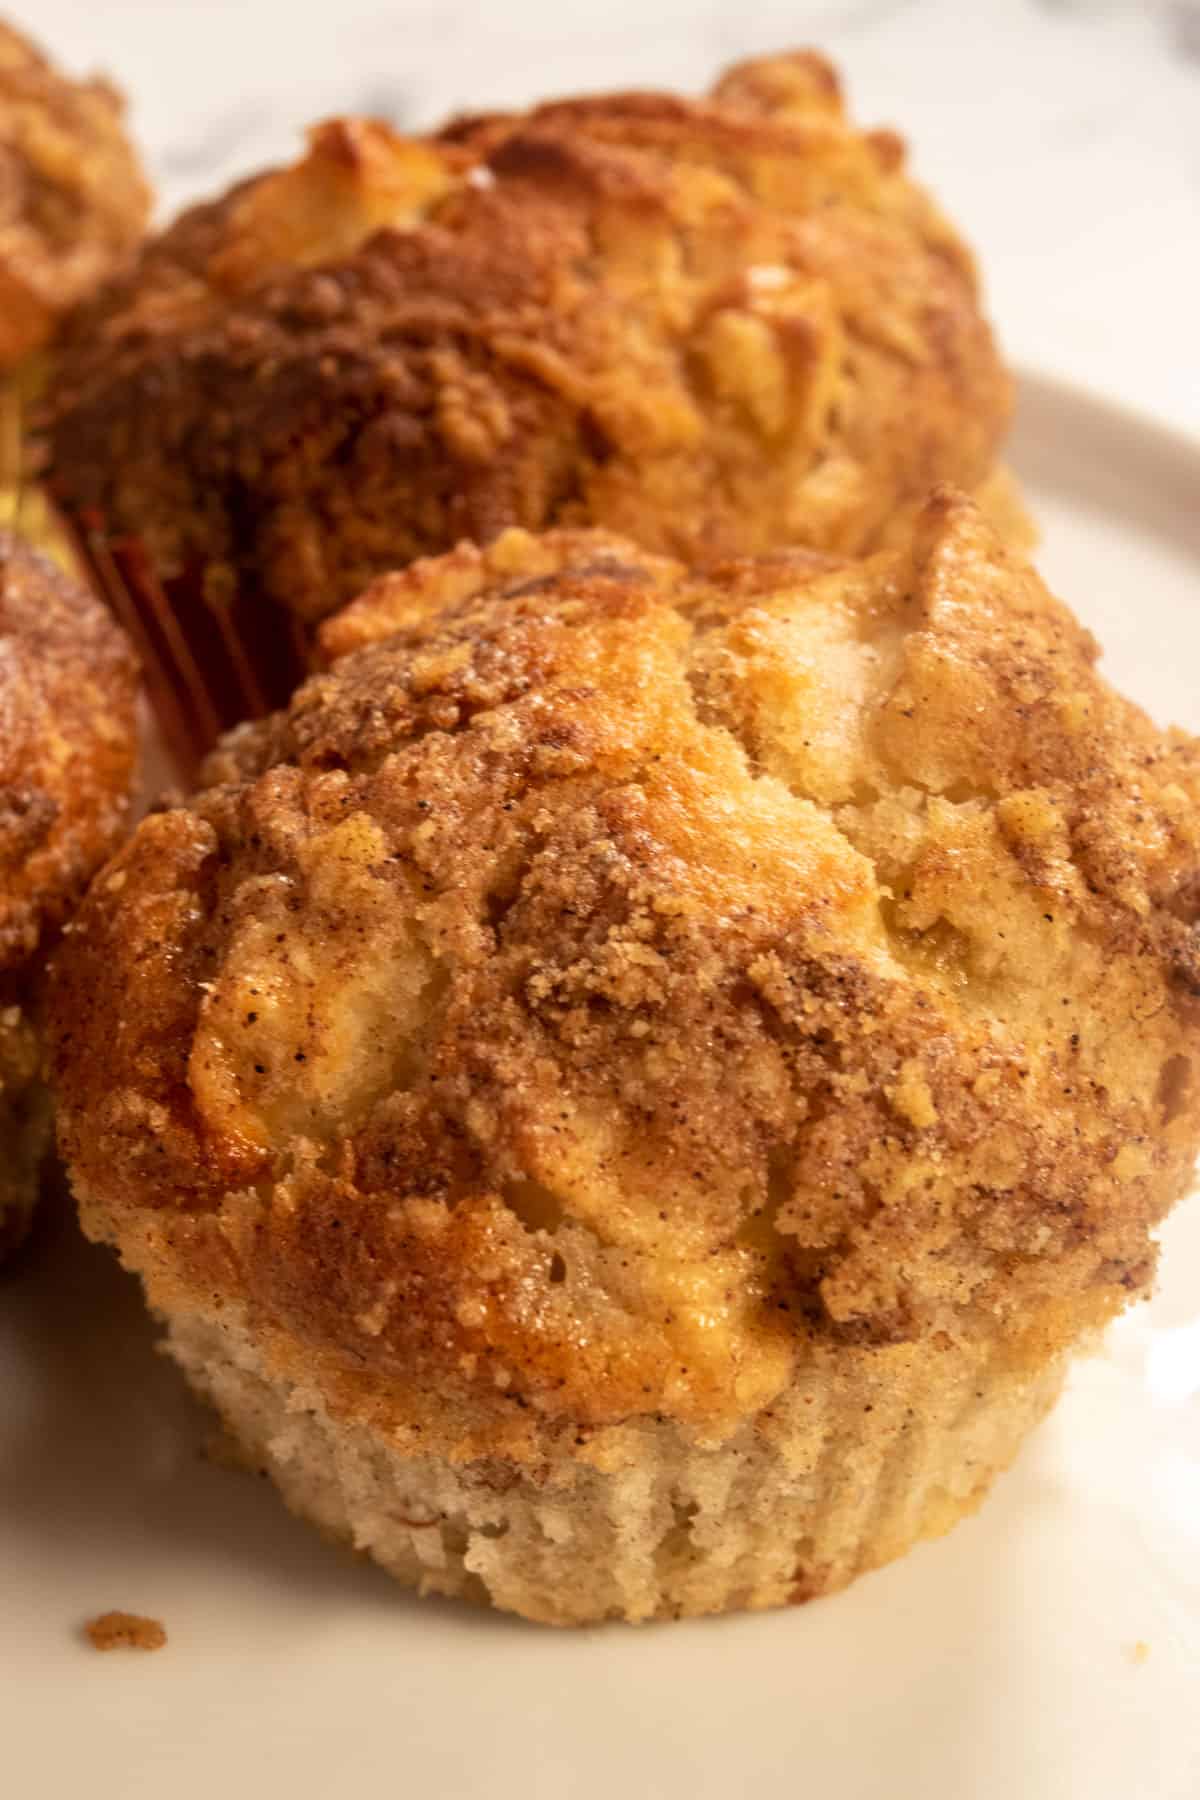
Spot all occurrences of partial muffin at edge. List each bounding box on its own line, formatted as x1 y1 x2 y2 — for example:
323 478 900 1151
1 534 139 1255
48 493 1200 1620
40 49 1011 639
0 19 150 373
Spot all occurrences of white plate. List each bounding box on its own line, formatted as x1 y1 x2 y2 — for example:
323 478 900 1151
3 373 1200 1800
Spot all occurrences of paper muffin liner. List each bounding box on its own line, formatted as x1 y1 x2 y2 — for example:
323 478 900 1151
166 1306 1067 1625
42 501 309 780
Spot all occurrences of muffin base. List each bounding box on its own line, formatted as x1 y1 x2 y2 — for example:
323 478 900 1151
167 1311 1065 1626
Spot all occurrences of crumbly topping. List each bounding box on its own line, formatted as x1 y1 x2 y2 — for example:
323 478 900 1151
50 494 1200 1460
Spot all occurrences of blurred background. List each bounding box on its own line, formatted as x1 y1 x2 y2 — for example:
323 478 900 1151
32 0 1200 433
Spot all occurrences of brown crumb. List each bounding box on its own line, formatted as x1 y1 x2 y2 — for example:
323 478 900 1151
84 1611 167 1652
1127 1639 1151 1666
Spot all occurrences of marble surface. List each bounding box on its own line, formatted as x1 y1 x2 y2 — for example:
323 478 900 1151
31 0 1200 436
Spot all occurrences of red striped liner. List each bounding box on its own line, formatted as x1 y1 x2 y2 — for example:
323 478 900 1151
50 500 308 782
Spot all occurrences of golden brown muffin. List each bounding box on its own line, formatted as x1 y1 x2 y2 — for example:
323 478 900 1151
0 534 139 1256
48 493 1200 1622
0 19 150 372
38 51 1012 760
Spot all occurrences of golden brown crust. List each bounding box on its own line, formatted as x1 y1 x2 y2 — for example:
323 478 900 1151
49 495 1200 1462
0 535 139 972
0 22 150 370
41 51 1008 627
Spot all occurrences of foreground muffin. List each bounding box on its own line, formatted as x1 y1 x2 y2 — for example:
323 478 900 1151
49 493 1200 1622
40 51 1011 759
0 535 138 1256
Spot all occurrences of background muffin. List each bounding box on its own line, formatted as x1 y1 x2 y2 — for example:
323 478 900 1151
0 17 150 559
49 491 1200 1621
0 18 150 372
40 51 1011 760
0 535 138 1257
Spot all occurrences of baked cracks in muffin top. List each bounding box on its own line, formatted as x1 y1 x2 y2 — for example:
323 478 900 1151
42 51 1010 631
49 491 1200 1462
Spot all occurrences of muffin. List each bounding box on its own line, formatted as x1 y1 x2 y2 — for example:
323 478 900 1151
0 18 150 553
0 534 139 1257
48 491 1200 1621
40 50 1013 767
0 18 149 369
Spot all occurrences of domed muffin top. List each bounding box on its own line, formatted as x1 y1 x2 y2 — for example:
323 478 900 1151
42 52 1008 627
0 534 138 974
0 21 150 370
50 494 1200 1462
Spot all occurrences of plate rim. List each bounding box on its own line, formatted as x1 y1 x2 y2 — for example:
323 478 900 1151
1014 362 1200 471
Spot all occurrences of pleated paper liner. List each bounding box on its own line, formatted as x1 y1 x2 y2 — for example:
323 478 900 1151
11 348 305 776
49 503 309 783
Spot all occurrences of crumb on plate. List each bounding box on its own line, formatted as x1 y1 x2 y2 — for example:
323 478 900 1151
84 1611 167 1652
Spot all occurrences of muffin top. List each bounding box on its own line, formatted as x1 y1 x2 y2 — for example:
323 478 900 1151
0 21 150 371
42 51 1008 628
0 533 139 976
49 493 1200 1461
